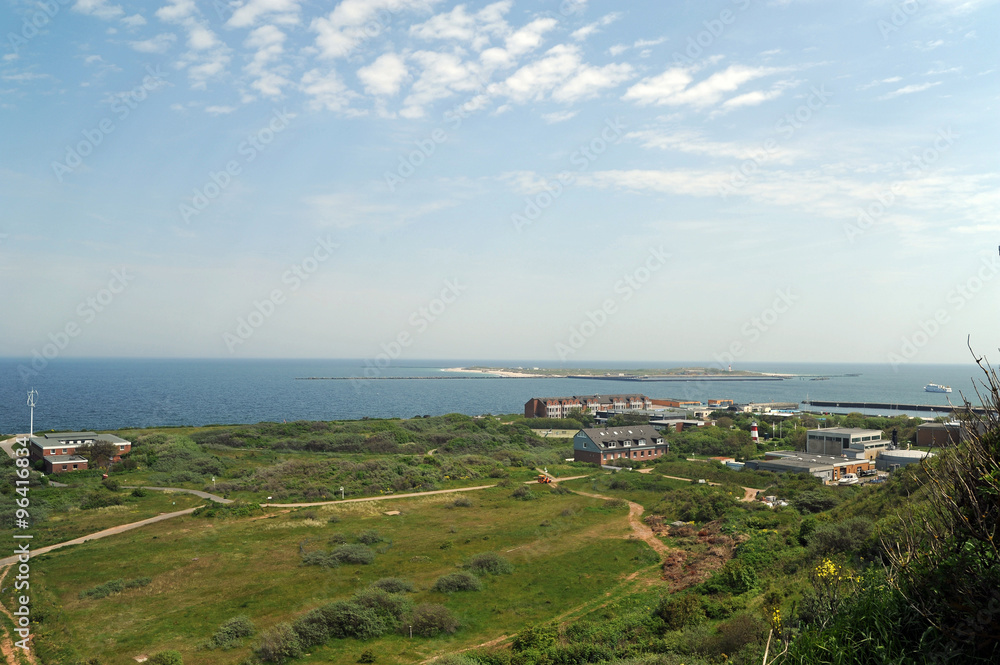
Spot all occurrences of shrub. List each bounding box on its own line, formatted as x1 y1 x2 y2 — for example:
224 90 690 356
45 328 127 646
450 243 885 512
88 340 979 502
79 577 151 600
654 593 705 630
292 509 318 520
604 498 628 510
80 490 124 510
807 516 875 557
409 603 459 637
433 571 482 593
794 490 840 513
358 649 377 663
357 529 383 545
192 500 263 519
353 588 414 629
102 478 120 491
130 487 148 498
254 622 302 663
451 495 473 507
331 544 376 565
369 577 415 594
321 600 388 640
466 552 513 576
551 484 571 495
147 652 183 665
207 615 255 649
511 485 535 501
328 514 341 523
292 608 331 647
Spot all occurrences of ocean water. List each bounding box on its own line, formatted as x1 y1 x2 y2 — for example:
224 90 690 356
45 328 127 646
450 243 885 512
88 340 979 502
0 358 990 433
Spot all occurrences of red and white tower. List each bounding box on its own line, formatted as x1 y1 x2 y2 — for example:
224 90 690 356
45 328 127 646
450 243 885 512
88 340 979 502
750 422 759 443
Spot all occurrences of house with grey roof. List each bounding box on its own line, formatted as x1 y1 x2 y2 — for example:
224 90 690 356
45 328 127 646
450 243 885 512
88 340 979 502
29 431 132 473
573 425 668 466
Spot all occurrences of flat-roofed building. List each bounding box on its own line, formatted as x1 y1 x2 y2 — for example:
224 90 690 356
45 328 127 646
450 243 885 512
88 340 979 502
573 425 668 466
746 451 872 482
806 428 883 456
29 431 132 472
916 422 961 447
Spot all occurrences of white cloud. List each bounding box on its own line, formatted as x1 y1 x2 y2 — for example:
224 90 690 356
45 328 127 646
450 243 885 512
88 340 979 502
226 0 302 28
541 110 577 123
357 53 409 96
154 0 196 23
244 25 289 98
626 128 799 163
130 33 177 54
122 14 147 27
479 17 557 70
400 50 483 117
73 0 124 21
156 0 231 89
312 0 443 59
571 12 622 41
552 62 634 103
880 81 942 100
301 68 360 113
410 1 511 48
493 44 580 104
624 64 790 108
205 105 237 115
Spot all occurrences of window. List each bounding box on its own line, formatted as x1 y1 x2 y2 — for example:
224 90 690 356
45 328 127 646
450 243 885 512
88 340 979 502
638 439 646 446
623 440 632 447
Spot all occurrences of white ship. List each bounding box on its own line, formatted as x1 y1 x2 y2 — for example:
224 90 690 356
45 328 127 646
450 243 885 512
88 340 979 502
924 383 952 393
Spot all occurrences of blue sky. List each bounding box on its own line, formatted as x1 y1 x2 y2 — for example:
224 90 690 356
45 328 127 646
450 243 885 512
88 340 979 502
1 0 998 367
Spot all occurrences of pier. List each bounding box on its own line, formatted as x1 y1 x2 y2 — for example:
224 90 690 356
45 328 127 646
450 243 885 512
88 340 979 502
803 399 984 415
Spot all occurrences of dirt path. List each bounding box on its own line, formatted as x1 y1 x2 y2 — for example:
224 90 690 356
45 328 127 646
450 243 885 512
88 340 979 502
570 490 670 556
0 564 39 664
0 507 199 567
656 474 761 503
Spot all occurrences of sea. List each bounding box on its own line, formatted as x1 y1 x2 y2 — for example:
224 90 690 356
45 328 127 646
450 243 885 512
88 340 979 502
0 358 990 433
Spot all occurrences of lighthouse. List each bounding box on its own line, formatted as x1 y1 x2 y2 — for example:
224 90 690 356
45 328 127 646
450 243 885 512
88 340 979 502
750 422 759 443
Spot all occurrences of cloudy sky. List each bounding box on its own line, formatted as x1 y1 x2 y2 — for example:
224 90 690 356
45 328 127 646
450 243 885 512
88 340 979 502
1 0 998 366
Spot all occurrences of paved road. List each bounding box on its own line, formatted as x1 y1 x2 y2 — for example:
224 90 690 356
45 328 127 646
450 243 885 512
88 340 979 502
122 486 233 503
0 507 199 566
0 436 26 460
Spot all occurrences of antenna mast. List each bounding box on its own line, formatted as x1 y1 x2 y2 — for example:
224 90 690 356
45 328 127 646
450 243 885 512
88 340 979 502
27 389 37 437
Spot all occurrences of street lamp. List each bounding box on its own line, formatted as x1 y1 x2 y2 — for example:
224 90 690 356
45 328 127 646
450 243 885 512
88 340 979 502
340 486 344 500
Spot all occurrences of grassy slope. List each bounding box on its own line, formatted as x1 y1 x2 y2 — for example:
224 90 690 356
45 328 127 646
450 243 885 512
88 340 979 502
29 485 652 664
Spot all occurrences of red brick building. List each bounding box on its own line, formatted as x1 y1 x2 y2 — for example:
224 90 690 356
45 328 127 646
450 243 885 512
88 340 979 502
525 394 652 419
573 425 668 466
29 431 132 474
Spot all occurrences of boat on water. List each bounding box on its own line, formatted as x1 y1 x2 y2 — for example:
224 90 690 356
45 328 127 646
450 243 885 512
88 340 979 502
925 383 952 393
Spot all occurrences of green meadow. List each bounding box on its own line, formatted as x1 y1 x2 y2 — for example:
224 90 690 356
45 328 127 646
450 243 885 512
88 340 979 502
27 484 653 664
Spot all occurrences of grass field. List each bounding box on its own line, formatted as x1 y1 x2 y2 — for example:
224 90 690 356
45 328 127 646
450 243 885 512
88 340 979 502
26 484 658 664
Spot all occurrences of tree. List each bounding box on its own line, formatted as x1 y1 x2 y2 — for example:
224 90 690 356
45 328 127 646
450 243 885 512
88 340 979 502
565 408 595 428
77 440 117 470
606 413 649 427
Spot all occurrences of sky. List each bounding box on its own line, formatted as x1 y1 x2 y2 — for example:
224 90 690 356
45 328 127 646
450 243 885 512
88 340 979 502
0 0 998 368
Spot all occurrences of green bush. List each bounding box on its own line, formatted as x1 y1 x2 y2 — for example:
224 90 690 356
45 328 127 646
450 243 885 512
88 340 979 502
353 588 414 629
80 489 124 510
369 577 414 593
206 615 255 649
806 516 875 557
130 487 148 498
79 577 151 600
466 552 513 576
451 495 473 507
511 485 535 500
357 529 383 545
292 608 331 647
321 600 388 640
146 651 182 665
433 571 482 593
331 544 376 565
101 478 120 491
409 603 459 637
192 500 263 519
301 550 341 568
254 622 302 663
654 593 705 630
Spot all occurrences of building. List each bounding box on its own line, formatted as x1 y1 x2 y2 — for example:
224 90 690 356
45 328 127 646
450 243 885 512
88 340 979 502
806 427 883 456
29 431 132 473
573 425 668 466
651 398 701 408
876 449 934 471
708 399 734 408
746 451 872 482
524 394 652 419
916 422 961 447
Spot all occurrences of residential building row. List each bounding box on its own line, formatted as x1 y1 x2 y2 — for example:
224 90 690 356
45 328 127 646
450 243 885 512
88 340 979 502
572 425 668 465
